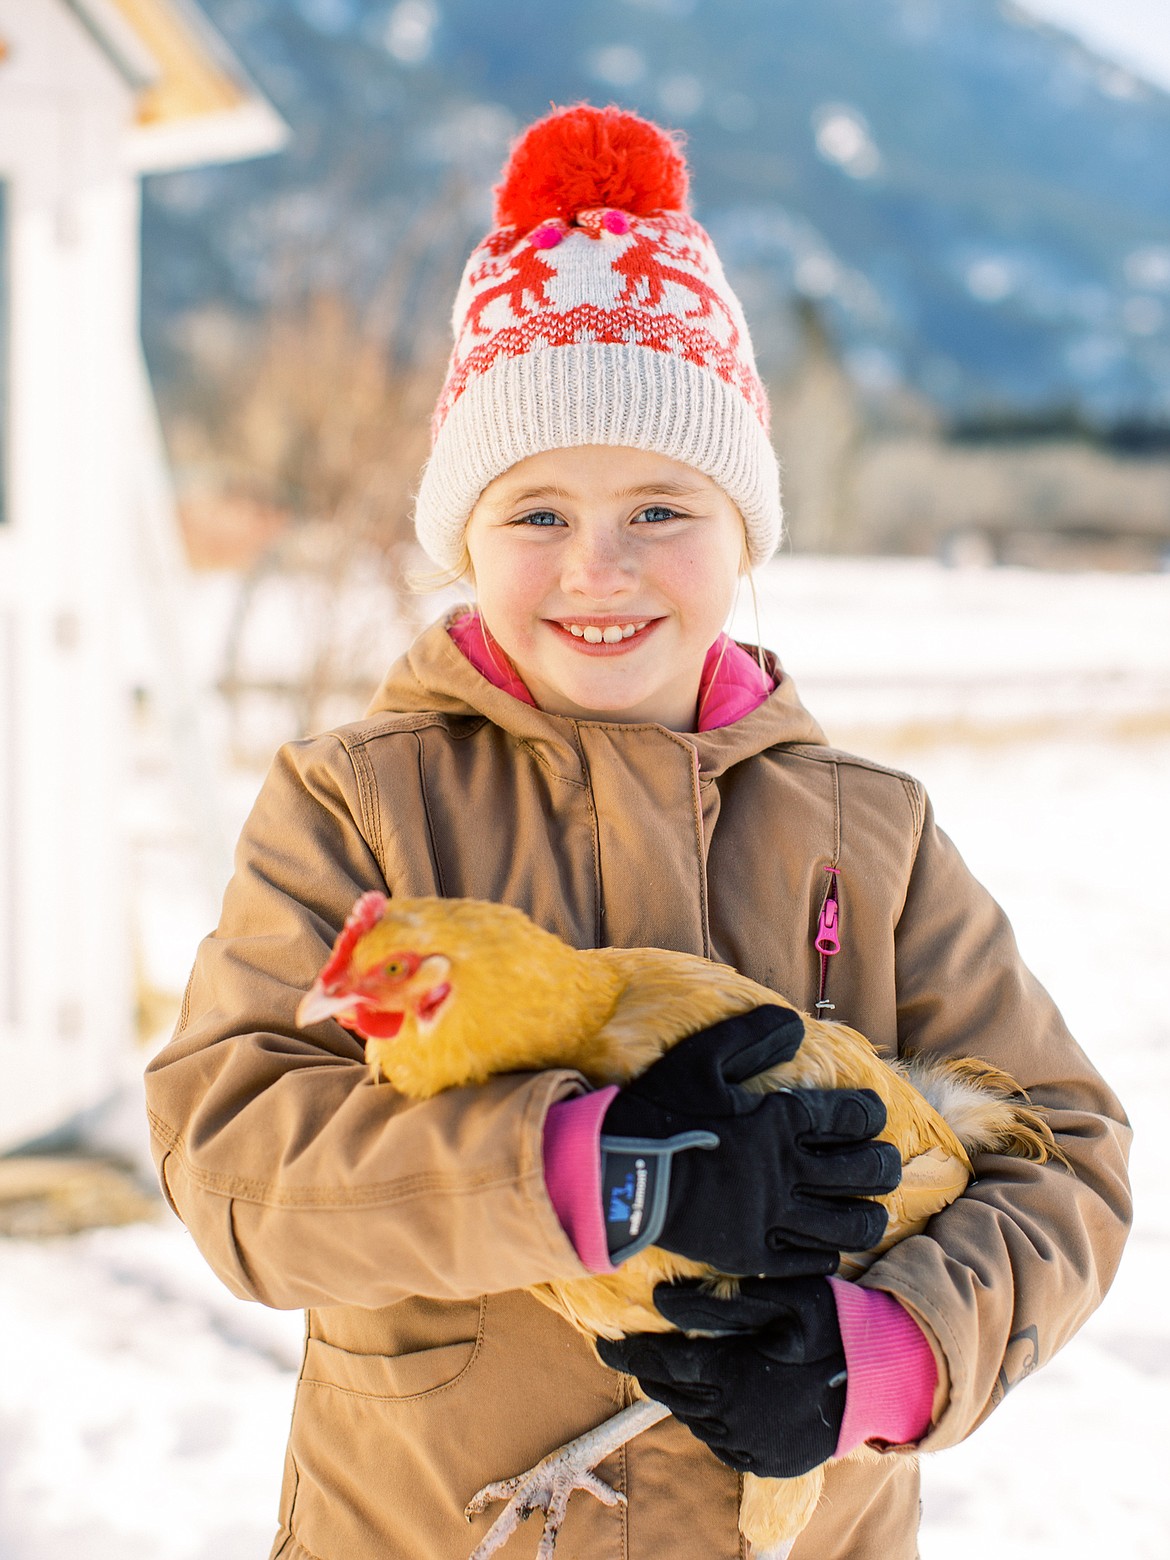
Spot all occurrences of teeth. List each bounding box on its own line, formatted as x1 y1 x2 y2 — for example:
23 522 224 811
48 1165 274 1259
564 622 648 641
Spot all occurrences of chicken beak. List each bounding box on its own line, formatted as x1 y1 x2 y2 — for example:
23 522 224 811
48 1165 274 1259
296 985 354 1029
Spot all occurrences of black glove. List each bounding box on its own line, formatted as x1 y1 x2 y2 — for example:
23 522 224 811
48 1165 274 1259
600 1006 901 1272
597 1277 846 1478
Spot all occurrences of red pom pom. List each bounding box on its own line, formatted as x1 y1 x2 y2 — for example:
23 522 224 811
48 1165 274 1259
494 104 689 232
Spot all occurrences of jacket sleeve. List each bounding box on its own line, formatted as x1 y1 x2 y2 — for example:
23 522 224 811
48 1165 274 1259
859 789 1132 1451
144 733 592 1311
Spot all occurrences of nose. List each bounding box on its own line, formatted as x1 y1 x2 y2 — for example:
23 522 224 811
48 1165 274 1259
560 525 635 600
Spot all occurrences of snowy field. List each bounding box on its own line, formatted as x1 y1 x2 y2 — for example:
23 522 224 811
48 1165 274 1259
1 558 1168 1559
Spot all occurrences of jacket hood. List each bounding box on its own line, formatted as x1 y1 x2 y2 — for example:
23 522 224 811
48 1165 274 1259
366 612 827 781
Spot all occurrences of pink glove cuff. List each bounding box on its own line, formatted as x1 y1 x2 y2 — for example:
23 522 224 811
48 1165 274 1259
828 1277 937 1456
543 1088 619 1273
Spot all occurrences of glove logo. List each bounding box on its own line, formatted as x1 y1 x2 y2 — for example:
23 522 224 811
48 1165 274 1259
603 1146 671 1259
607 1159 649 1237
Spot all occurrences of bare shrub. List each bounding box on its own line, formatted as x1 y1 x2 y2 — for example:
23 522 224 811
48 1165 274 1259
162 188 472 749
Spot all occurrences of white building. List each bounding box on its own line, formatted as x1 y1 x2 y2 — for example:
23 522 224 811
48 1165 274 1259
0 0 285 1151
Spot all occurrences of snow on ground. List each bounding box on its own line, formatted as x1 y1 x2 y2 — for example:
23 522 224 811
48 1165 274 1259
905 737 1170 1559
0 1224 302 1560
1 559 1167 1558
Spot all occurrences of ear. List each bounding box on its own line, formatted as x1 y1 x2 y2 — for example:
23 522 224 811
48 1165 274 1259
735 514 753 577
738 541 753 577
458 539 475 588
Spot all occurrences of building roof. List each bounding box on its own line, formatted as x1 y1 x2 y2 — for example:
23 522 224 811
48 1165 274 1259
66 0 287 171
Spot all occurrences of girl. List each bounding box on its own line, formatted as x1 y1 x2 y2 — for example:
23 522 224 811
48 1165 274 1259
145 106 1131 1560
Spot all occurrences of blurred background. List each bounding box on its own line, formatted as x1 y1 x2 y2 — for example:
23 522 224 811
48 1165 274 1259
0 1 1167 1556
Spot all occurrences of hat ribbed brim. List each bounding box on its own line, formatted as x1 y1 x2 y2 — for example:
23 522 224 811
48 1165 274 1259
413 343 783 572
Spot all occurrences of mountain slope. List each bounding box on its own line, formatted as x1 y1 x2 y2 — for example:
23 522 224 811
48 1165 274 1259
142 0 1170 424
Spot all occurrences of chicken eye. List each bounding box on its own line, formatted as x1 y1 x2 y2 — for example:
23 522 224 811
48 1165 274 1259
383 959 406 977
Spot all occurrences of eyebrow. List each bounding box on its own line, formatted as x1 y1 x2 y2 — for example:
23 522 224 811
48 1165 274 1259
494 479 704 506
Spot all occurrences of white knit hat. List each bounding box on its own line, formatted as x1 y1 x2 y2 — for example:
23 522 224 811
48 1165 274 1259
413 104 782 570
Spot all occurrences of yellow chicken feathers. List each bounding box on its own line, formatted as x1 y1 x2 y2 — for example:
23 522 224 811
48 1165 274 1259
298 892 1060 1559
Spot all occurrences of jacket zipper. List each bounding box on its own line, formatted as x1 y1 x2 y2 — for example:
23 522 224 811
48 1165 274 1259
815 865 841 1013
814 760 843 1014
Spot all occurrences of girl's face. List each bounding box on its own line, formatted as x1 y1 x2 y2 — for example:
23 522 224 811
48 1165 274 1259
464 446 746 730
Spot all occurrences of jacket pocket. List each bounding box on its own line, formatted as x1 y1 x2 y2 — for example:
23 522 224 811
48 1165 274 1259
300 1309 483 1400
287 1293 629 1560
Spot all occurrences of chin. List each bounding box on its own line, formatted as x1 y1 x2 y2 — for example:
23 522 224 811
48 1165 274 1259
559 681 667 721
549 660 679 716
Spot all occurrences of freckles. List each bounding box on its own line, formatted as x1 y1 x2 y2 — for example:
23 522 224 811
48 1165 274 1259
509 553 552 596
473 543 551 659
507 563 554 639
661 549 733 618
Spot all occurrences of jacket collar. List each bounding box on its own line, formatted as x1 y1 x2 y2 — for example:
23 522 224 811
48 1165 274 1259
366 612 827 783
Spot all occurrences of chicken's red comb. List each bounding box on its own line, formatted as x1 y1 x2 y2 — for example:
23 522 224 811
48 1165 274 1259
493 103 689 232
320 891 388 987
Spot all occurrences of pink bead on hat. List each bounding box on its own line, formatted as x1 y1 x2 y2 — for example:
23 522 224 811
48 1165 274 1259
413 103 783 570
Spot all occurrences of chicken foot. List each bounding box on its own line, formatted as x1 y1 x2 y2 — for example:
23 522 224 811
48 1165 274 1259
465 1399 670 1560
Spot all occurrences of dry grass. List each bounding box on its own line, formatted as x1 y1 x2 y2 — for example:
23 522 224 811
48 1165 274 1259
0 1158 162 1239
832 705 1170 757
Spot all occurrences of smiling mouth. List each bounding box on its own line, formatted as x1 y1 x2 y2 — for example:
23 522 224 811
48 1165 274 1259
549 617 659 647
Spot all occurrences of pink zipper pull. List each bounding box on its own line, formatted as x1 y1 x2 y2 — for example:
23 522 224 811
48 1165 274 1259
816 895 840 955
816 865 841 956
815 866 841 1012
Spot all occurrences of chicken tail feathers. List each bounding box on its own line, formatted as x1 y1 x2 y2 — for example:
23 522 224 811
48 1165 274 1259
904 1054 1068 1167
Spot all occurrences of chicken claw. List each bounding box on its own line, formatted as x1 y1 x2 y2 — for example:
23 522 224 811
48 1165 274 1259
466 1462 621 1560
465 1400 669 1559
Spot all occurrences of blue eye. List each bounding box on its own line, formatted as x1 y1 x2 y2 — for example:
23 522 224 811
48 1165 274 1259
635 506 682 523
515 510 563 527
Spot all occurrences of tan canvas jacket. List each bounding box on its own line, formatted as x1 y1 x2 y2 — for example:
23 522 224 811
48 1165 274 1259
145 614 1132 1560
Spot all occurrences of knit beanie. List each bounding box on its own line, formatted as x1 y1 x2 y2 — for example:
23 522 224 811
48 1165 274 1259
412 103 782 571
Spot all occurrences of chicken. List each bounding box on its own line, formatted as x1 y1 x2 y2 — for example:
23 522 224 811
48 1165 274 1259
296 891 1060 1560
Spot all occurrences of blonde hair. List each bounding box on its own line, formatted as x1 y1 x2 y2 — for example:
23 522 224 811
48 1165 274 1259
694 536 767 728
404 539 474 596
